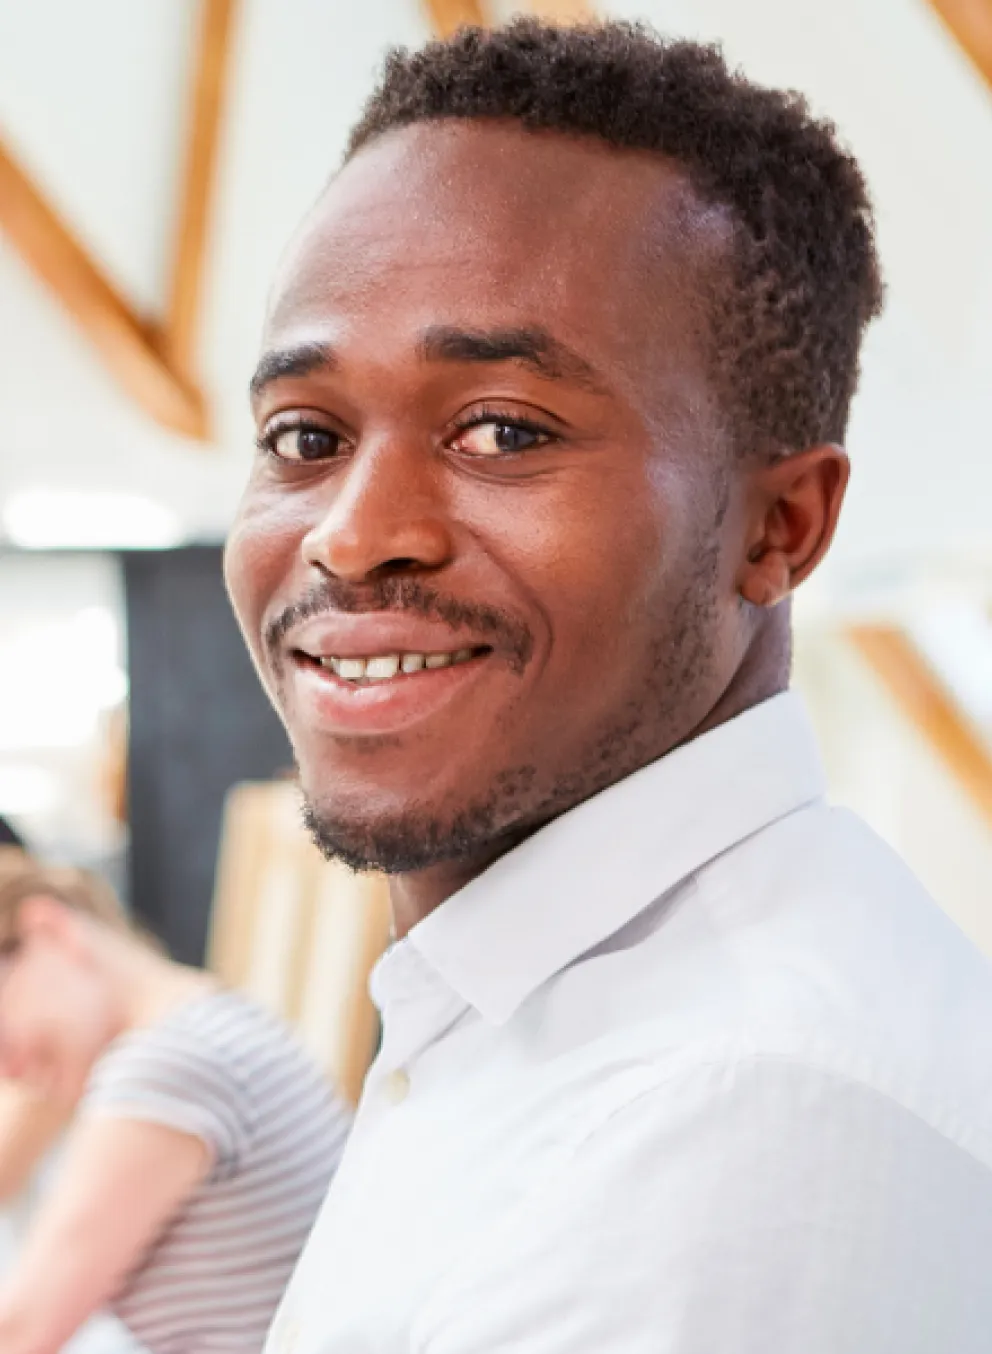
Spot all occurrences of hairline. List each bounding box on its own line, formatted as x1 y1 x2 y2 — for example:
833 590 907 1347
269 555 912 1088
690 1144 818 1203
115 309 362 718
337 115 746 418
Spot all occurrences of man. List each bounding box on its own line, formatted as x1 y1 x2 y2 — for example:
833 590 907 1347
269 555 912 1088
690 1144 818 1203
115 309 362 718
226 20 992 1352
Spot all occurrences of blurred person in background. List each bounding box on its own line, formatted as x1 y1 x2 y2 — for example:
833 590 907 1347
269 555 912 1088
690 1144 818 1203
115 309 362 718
0 849 350 1354
0 823 66 1209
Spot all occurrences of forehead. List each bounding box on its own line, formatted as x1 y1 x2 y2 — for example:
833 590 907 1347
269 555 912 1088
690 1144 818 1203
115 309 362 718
266 122 726 384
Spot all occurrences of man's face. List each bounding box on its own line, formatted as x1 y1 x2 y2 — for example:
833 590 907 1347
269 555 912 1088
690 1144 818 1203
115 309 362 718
225 122 751 872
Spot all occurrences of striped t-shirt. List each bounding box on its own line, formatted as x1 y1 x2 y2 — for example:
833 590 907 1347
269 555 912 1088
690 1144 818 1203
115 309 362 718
82 988 351 1354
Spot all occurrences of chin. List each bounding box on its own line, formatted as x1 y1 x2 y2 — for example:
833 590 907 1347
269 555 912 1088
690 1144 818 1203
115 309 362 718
302 798 483 874
300 756 542 874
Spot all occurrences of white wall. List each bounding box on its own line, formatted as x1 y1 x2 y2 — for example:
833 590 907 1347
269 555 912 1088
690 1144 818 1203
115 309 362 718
1 0 991 581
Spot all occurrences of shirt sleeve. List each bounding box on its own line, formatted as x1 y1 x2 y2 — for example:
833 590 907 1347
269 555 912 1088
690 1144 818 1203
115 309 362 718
415 1053 992 1354
81 1022 256 1181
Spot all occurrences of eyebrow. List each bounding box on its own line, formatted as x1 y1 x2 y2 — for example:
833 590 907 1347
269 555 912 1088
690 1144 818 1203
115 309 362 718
418 325 607 393
250 341 336 400
250 324 608 401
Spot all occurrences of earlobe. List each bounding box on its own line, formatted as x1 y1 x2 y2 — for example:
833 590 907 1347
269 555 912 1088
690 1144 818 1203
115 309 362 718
738 550 791 608
737 443 849 607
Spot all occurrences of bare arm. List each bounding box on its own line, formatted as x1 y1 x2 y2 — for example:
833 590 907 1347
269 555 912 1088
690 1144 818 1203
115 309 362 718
0 1111 211 1354
0 1082 70 1204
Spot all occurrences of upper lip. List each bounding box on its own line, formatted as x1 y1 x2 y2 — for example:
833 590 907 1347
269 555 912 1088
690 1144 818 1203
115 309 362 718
285 613 490 661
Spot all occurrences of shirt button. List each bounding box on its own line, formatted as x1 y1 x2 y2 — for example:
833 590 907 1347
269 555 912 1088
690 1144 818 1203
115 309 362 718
384 1068 411 1104
279 1320 300 1354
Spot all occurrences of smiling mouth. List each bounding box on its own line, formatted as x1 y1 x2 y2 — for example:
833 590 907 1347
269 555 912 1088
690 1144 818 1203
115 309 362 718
292 645 492 686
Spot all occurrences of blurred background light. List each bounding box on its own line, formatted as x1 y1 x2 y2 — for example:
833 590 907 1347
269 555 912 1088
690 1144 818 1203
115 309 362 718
0 605 127 752
2 490 183 551
0 763 59 816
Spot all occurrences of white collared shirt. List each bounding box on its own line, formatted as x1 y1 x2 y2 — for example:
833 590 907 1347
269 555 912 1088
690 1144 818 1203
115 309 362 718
268 693 992 1354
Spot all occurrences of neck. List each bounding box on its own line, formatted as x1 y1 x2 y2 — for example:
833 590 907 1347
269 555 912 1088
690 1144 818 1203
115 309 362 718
389 606 791 938
681 604 791 748
100 932 215 1033
389 837 527 940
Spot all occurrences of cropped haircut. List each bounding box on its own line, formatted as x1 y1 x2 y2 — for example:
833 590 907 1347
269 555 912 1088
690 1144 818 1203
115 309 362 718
347 19 884 459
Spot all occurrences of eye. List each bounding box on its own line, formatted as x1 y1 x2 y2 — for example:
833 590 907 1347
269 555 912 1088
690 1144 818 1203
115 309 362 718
449 418 552 459
259 421 343 463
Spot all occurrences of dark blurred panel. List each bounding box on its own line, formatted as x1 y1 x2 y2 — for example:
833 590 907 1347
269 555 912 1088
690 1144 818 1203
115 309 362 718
122 547 292 963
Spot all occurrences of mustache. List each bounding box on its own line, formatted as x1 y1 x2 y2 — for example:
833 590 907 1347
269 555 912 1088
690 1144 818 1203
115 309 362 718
265 576 535 674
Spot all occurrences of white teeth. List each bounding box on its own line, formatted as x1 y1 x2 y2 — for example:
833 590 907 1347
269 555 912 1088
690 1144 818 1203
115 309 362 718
337 658 367 681
365 654 400 682
317 649 480 682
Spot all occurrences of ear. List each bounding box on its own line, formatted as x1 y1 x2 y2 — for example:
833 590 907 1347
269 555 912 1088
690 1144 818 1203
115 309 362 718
737 444 849 608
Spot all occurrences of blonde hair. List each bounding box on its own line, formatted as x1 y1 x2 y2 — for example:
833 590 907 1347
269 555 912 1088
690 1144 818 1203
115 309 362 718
0 847 134 952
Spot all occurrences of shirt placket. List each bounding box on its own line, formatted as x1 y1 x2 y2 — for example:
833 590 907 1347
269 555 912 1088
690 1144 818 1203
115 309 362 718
365 940 472 1106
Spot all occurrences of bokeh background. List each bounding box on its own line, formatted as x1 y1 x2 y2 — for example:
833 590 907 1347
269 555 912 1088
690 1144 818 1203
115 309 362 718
1 0 989 958
0 3 990 1346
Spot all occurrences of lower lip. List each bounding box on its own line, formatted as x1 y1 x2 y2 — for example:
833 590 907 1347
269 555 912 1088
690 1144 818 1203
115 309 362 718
286 654 494 736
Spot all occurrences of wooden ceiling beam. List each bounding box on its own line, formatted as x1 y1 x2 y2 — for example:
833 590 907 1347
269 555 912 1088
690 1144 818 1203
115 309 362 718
847 624 992 831
522 0 595 22
423 1 594 33
423 0 490 38
165 0 240 381
926 0 992 91
0 137 207 440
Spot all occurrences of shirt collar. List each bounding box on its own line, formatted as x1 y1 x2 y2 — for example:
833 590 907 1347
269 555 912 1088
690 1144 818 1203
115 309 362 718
403 691 826 1027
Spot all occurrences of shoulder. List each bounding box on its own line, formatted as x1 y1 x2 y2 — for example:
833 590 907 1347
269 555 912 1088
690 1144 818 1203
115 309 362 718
420 1049 992 1353
91 989 323 1091
557 800 992 1162
586 1040 992 1171
82 991 313 1175
88 992 251 1099
691 802 992 1125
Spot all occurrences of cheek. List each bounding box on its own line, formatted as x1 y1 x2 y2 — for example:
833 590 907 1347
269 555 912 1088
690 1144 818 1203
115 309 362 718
10 956 96 1030
0 971 52 1062
225 484 309 657
466 461 679 660
36 975 112 1074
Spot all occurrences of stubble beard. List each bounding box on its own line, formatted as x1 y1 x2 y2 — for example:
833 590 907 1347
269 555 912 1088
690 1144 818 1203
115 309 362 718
300 540 722 875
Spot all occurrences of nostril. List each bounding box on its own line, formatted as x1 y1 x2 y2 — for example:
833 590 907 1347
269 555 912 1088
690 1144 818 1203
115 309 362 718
363 557 436 582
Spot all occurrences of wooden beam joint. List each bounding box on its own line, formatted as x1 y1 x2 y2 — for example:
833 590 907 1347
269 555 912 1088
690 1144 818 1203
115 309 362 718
0 138 208 440
0 0 243 441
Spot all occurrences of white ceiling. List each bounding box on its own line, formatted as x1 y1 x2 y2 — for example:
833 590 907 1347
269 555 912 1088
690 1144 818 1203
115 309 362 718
0 0 990 608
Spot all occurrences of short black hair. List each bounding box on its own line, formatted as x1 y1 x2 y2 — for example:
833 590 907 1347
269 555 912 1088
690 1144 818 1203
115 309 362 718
347 19 883 458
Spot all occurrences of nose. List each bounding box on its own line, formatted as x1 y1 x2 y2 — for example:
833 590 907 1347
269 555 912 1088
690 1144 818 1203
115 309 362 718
302 435 455 583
